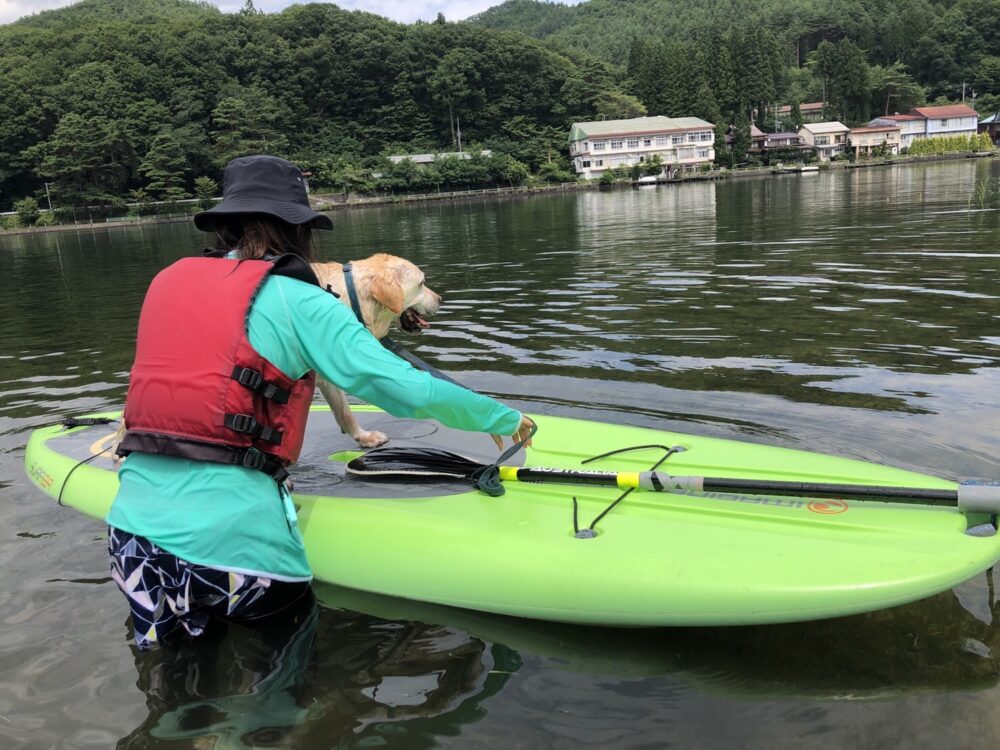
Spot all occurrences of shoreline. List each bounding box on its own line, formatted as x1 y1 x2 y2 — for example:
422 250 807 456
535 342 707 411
2 150 996 239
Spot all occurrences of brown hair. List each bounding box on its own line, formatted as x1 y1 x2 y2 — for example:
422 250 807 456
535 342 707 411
213 214 317 263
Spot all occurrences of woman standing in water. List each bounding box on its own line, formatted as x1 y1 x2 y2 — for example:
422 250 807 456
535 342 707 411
107 154 534 649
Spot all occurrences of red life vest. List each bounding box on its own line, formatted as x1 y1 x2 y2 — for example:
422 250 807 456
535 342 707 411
118 254 320 483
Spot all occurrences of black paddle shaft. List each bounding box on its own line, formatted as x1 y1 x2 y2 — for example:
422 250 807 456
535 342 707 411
700 477 959 504
514 467 625 486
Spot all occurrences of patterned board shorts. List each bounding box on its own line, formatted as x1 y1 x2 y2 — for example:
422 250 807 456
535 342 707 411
108 527 311 650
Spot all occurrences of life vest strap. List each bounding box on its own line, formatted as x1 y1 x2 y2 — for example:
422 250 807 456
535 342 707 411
231 366 291 404
240 447 290 483
224 413 283 445
118 432 290 484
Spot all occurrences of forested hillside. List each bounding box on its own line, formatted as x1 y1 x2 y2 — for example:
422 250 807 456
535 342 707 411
471 0 999 99
0 0 630 211
2 0 996 215
472 0 1000 128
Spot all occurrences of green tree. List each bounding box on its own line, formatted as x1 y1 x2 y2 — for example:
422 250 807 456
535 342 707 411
0 74 48 208
28 113 136 206
194 176 218 209
428 48 485 150
593 90 647 120
972 56 1000 99
736 28 779 126
869 62 925 116
704 30 739 119
536 157 575 183
812 40 871 123
329 161 372 199
790 102 804 131
209 93 290 167
14 197 40 227
497 153 530 187
692 80 721 126
731 108 752 166
139 130 190 200
714 120 729 165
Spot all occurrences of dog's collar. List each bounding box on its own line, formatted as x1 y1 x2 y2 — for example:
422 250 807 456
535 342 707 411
341 263 365 325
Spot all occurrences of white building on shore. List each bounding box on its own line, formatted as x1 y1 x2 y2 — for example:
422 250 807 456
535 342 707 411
868 104 979 148
797 121 849 161
848 125 902 156
868 114 925 148
568 116 715 179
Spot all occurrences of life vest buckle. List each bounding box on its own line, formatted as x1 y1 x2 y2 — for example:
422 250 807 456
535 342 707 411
226 412 259 435
241 448 267 470
234 367 264 391
231 366 291 404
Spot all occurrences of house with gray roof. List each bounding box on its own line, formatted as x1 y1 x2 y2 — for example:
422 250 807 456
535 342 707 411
981 110 1000 144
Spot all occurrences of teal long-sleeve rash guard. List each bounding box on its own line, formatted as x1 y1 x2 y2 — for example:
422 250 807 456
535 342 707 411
107 273 522 581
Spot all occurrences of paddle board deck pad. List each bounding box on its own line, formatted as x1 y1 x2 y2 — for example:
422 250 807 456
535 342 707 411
24 405 1000 626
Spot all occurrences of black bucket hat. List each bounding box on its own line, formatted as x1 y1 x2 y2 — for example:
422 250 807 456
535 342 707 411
194 155 333 232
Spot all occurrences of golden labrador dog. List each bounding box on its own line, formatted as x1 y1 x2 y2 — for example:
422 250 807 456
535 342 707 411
311 253 442 448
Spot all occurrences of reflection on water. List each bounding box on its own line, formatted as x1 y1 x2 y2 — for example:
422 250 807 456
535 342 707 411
314 577 1000 700
1 159 999 747
120 595 519 749
110 571 1000 749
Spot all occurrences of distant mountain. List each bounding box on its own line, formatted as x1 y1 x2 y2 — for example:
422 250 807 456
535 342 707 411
11 0 220 29
467 0 1000 128
468 0 996 78
0 0 627 210
468 0 750 65
469 0 577 39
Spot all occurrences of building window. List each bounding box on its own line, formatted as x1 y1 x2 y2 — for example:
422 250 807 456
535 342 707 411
700 132 713 141
816 136 829 145
655 135 668 145
643 138 652 147
672 135 684 144
940 119 949 126
593 141 606 151
696 149 710 158
687 133 699 142
627 138 639 148
610 139 623 149
581 160 591 168
594 160 603 167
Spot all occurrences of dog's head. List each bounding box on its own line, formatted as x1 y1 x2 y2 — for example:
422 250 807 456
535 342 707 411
314 253 442 339
365 253 441 335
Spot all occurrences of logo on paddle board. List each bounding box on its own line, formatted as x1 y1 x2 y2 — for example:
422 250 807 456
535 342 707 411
28 462 53 490
807 498 849 514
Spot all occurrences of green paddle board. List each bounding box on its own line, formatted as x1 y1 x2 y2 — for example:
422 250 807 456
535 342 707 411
23 405 1000 626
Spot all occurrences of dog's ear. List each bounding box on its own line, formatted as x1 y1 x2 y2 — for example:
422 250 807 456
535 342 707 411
370 277 406 315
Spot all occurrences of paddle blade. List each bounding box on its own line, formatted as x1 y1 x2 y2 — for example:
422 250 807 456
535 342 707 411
346 446 487 480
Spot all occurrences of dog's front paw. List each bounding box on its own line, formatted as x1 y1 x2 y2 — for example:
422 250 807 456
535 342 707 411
355 430 389 448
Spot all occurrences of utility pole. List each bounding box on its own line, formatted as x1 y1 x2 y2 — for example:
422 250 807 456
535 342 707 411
456 117 463 153
962 82 967 102
43 182 53 211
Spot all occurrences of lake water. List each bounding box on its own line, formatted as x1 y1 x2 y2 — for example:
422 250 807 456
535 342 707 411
2 159 999 748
